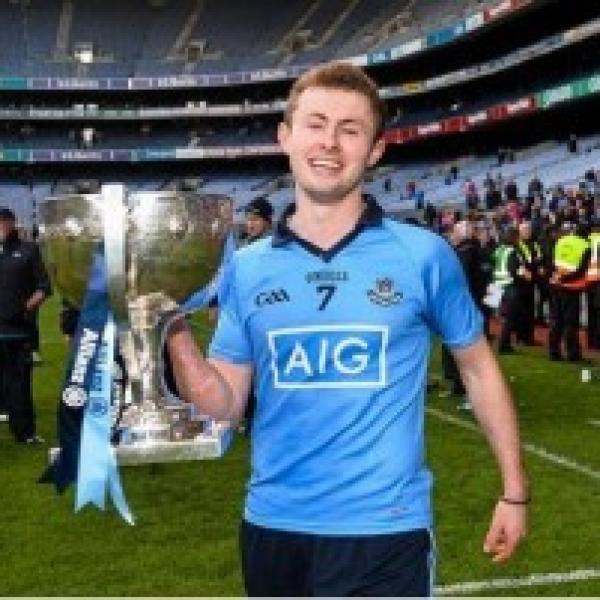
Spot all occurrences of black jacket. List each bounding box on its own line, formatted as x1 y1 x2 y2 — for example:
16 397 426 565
0 230 52 337
455 238 486 303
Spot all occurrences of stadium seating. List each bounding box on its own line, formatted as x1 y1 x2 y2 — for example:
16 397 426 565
0 0 499 76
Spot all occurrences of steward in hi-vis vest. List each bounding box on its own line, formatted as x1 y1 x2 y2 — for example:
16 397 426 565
552 231 590 291
548 222 590 362
493 227 521 354
515 221 541 345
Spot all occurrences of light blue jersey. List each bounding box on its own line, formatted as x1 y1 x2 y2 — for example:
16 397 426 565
209 199 482 535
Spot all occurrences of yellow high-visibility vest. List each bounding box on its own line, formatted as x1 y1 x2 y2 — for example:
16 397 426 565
554 234 589 290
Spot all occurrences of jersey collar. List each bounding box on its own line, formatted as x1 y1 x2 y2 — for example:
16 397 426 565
272 194 383 262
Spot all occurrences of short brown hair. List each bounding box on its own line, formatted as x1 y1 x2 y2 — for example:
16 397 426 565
284 61 387 141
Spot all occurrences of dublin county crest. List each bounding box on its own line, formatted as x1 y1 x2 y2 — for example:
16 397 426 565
368 278 403 306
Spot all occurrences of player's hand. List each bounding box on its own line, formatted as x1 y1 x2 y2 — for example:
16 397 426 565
483 499 527 563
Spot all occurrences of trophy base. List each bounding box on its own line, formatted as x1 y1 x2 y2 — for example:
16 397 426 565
48 422 232 466
117 422 232 465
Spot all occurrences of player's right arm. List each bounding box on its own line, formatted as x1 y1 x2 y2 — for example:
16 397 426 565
166 316 252 425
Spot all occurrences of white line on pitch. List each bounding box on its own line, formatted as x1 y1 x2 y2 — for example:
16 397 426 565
589 420 600 428
435 568 600 595
427 407 600 482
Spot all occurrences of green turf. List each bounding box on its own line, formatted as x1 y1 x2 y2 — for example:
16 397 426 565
1 296 599 595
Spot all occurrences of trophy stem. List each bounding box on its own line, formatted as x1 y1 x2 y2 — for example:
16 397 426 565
120 292 176 444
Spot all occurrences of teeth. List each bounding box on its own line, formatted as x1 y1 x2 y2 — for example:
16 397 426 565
311 159 341 168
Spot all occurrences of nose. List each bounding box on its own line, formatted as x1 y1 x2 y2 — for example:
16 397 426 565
320 125 339 150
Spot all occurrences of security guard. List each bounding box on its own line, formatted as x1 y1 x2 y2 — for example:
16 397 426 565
516 221 542 345
586 219 600 349
0 207 52 443
549 222 590 361
494 227 522 353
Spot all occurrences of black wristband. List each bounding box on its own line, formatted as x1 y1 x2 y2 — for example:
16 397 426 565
499 495 530 505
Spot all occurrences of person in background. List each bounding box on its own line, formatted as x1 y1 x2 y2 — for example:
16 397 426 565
494 227 522 354
0 207 52 444
548 221 590 362
232 195 274 434
242 196 273 245
442 220 485 410
515 221 542 346
476 222 496 337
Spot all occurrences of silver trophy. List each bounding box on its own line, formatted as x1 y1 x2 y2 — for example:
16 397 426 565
39 184 233 465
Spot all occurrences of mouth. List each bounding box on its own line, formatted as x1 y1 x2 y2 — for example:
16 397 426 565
308 157 343 176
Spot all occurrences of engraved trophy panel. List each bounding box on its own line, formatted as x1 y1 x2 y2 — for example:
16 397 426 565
39 185 233 465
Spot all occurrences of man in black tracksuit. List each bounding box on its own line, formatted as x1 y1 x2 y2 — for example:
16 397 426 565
0 207 52 443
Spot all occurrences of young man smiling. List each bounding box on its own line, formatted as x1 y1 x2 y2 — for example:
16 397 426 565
166 62 528 596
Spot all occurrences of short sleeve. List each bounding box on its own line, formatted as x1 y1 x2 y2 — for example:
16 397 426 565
208 259 253 364
423 236 483 349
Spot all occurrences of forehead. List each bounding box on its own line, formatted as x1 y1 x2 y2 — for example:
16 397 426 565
293 86 374 124
245 213 267 222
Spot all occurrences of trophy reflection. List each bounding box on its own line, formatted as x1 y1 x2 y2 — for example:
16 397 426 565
39 184 233 464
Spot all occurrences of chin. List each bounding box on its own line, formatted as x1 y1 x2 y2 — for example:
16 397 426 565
305 190 347 204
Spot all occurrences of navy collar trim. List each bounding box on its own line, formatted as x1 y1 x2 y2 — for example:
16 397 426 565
271 194 384 262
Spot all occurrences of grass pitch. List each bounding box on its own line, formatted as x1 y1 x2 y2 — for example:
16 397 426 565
1 296 599 596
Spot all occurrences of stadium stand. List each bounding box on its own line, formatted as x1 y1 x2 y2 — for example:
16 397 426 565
0 0 599 233
0 0 531 77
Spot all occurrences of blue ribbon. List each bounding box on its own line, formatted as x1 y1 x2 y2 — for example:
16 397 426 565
76 316 134 525
39 249 133 524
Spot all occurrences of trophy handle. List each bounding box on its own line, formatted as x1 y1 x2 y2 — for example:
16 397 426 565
102 184 128 324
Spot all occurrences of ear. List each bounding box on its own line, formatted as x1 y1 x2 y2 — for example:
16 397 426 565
367 136 386 168
277 121 291 154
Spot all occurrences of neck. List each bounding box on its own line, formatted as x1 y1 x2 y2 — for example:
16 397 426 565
288 188 365 250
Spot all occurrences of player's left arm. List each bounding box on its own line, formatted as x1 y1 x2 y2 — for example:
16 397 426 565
451 335 529 563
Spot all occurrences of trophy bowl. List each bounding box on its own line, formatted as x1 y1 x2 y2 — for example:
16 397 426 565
39 184 234 464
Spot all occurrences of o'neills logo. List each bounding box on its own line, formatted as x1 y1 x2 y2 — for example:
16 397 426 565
70 328 100 385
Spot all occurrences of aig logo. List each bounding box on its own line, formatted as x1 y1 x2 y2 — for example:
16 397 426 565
267 325 388 389
256 288 290 307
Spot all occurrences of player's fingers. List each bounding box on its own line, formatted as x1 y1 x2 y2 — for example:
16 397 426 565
483 523 504 554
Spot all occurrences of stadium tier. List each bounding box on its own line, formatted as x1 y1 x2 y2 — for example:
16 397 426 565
0 0 599 232
0 0 501 77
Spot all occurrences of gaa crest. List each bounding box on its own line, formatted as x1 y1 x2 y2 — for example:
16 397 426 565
367 277 402 307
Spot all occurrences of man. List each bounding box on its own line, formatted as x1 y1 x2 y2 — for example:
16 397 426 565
548 221 590 361
464 177 479 210
515 221 542 345
442 220 485 409
242 196 273 244
493 227 522 353
0 207 51 443
476 221 496 336
240 195 273 432
504 178 519 204
166 63 528 596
